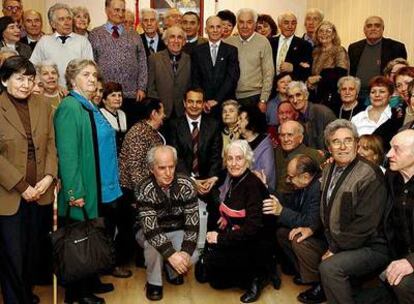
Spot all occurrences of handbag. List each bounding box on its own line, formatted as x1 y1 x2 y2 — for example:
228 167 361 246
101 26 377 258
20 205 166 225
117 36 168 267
50 207 115 285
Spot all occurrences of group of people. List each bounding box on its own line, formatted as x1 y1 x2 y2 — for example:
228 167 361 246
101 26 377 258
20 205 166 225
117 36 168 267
1 0 414 304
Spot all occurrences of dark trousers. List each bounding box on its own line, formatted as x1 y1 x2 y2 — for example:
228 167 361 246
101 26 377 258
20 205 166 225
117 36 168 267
237 94 261 109
0 200 41 304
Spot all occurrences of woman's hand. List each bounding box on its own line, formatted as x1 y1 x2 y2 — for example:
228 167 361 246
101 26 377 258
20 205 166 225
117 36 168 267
34 175 54 195
69 198 85 208
21 186 41 202
262 194 283 216
206 231 218 244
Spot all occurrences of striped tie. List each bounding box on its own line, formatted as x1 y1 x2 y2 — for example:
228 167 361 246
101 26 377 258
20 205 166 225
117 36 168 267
191 121 199 176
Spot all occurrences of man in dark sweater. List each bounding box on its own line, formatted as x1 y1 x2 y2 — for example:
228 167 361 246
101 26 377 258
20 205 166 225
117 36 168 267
136 145 199 301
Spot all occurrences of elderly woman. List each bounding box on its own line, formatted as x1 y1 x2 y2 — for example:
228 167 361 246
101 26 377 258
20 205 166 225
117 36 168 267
205 140 272 303
383 58 409 108
36 60 63 109
54 59 122 303
0 16 31 58
221 99 240 154
72 6 90 37
307 20 349 111
357 134 385 171
256 14 277 38
217 9 236 39
0 46 18 66
335 76 365 120
395 67 414 106
239 106 276 192
0 56 56 304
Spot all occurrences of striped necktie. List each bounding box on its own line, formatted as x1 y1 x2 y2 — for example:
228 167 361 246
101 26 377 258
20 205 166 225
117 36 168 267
191 121 199 176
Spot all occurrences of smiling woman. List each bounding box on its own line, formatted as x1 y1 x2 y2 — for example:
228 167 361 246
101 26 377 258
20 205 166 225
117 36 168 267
0 16 31 58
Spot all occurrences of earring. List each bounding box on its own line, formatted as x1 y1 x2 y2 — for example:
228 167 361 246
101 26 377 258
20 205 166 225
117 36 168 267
1 81 7 87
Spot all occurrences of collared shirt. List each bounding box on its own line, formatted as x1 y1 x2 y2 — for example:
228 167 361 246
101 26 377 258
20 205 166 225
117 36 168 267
145 33 159 51
187 35 199 44
303 33 314 47
185 114 202 133
104 22 124 35
351 105 392 135
239 32 255 44
209 40 221 63
276 34 294 63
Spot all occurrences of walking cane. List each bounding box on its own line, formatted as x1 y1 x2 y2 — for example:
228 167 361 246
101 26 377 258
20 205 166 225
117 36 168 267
53 185 58 304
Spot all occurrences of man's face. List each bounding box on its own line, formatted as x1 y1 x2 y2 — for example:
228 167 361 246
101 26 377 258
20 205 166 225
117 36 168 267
142 11 158 35
363 16 384 43
279 121 303 152
151 149 176 188
328 128 357 167
165 27 185 55
288 86 308 113
2 0 23 23
184 90 204 120
124 11 135 31
205 16 222 43
51 8 72 35
237 12 255 40
277 103 298 125
387 132 414 173
182 14 199 39
286 159 309 189
23 11 42 37
105 0 125 26
304 12 321 35
279 14 297 38
164 9 182 28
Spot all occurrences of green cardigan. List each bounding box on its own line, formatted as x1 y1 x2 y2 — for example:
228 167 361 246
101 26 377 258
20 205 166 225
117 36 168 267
54 95 98 221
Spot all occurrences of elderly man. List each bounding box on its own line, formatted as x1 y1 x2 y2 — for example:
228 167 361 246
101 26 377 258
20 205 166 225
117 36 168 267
296 119 389 304
163 8 182 29
2 0 23 25
287 81 336 150
182 11 207 54
147 25 190 119
21 10 43 51
30 3 93 87
226 8 274 112
140 8 166 57
191 15 240 117
136 145 199 301
270 12 313 82
274 120 323 195
123 9 135 31
348 16 407 101
302 8 323 47
383 129 414 304
89 0 147 128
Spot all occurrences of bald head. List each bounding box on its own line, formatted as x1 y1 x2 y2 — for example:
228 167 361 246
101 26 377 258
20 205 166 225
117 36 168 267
387 130 414 177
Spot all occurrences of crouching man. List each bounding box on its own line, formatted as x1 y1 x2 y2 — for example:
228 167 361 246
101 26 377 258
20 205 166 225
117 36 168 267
135 145 200 301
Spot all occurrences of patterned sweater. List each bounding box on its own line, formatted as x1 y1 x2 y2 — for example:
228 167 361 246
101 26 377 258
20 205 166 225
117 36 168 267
136 174 199 259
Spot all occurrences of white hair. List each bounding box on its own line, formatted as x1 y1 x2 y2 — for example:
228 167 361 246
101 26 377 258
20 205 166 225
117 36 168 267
224 139 254 168
147 145 177 168
140 7 158 20
277 11 297 25
236 8 258 23
162 25 186 42
305 8 324 21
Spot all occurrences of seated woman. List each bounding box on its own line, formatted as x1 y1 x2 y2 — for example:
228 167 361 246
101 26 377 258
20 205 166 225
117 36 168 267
238 106 276 192
36 60 63 109
335 76 365 120
357 134 385 172
307 20 349 112
255 14 277 38
0 16 31 58
205 140 272 303
221 99 240 155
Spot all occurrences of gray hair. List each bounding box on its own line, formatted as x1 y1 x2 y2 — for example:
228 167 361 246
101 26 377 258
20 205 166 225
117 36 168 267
277 11 297 25
35 59 59 76
162 25 186 42
165 8 182 19
337 76 361 95
383 57 409 76
236 8 258 23
222 99 240 110
147 145 177 169
287 81 309 99
0 46 18 56
140 7 158 20
71 6 90 24
278 120 304 135
23 9 42 22
324 119 358 147
224 139 254 169
65 58 97 91
48 3 72 25
305 8 324 21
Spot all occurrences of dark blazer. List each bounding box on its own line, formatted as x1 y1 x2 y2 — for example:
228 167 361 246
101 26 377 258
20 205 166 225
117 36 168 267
147 49 191 118
191 41 240 104
348 37 407 76
270 35 313 81
168 115 222 179
182 36 208 55
19 36 38 51
140 33 166 57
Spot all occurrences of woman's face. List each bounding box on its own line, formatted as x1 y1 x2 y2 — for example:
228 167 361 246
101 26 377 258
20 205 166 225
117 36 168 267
317 24 334 45
388 63 406 82
74 11 89 31
222 104 238 126
221 20 234 38
370 85 390 108
2 22 21 43
276 75 292 95
103 91 123 111
357 139 378 165
71 64 98 99
39 66 59 92
226 146 248 177
395 75 414 102
152 104 166 130
31 75 44 95
256 21 272 37
4 71 34 99
92 81 103 105
237 111 249 135
340 80 358 104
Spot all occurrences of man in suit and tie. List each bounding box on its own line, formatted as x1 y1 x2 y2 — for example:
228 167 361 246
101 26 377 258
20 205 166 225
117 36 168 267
20 10 43 52
168 88 222 229
270 12 313 82
147 25 191 119
182 11 207 55
140 8 166 58
191 15 240 118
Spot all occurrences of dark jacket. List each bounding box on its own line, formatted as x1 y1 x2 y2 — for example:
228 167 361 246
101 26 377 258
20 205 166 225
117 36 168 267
140 33 166 57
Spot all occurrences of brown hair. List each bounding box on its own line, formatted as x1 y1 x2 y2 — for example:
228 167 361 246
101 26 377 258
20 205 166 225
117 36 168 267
368 76 394 95
358 134 384 166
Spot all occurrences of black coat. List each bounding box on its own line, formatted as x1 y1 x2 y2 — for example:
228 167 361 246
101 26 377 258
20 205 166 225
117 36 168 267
140 33 166 57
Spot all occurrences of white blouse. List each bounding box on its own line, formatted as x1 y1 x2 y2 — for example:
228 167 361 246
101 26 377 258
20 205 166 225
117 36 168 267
351 105 392 135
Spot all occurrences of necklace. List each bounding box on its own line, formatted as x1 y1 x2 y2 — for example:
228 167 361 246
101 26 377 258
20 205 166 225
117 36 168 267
339 102 357 120
227 172 249 198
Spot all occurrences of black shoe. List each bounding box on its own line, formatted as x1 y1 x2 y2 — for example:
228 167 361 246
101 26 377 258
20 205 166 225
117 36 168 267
293 275 313 286
32 294 40 304
165 274 184 285
78 294 105 304
240 277 264 303
297 283 326 304
146 283 163 301
112 266 133 278
92 282 114 294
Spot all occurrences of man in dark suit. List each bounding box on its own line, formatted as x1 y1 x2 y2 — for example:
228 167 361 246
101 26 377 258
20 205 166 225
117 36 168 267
182 11 207 55
270 12 313 82
348 16 407 101
20 9 43 52
191 15 240 117
139 8 166 57
168 88 222 229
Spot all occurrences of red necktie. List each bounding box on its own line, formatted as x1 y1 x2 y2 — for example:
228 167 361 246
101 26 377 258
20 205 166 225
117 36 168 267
112 25 119 38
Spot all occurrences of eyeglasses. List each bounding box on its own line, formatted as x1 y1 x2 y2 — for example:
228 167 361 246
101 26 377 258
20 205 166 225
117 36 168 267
330 138 354 149
4 5 22 12
318 28 333 35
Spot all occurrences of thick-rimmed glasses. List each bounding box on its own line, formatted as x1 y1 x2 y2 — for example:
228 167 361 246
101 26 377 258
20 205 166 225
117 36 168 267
330 138 354 149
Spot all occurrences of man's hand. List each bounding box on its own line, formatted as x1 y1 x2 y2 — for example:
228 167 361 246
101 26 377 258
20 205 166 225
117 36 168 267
280 62 294 73
136 90 146 102
195 177 218 195
168 252 189 274
204 100 218 113
262 194 283 216
22 186 41 202
289 227 314 242
322 250 334 261
258 101 267 113
206 231 218 244
34 175 54 195
69 198 85 208
386 259 414 286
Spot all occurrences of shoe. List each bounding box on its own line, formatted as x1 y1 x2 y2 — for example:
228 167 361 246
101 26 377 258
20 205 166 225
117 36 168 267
297 283 327 304
32 294 40 304
92 282 114 294
165 274 184 285
240 277 264 303
112 266 133 278
78 294 105 304
146 283 163 301
293 275 313 286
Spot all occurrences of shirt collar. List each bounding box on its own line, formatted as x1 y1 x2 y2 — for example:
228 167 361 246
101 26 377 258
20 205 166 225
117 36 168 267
187 35 198 43
145 33 159 42
239 32 255 43
186 114 202 127
280 34 294 44
54 31 73 38
209 40 221 48
105 22 124 34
